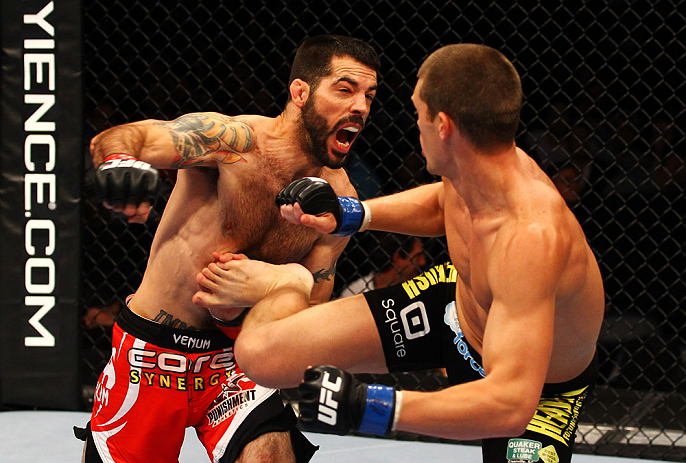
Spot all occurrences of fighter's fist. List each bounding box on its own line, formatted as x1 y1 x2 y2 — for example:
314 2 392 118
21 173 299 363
95 154 159 222
297 365 397 436
276 177 366 236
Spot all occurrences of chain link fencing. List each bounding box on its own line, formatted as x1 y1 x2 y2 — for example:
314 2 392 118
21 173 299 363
81 1 685 460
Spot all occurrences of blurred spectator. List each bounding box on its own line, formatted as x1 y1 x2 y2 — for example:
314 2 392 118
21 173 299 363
83 300 122 329
649 118 684 194
346 152 383 200
552 166 584 205
339 234 427 298
521 99 600 191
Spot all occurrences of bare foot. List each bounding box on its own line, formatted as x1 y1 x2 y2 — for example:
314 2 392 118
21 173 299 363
193 253 249 314
192 256 313 309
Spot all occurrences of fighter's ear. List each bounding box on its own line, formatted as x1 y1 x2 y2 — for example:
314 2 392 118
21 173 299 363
437 111 454 140
290 79 310 108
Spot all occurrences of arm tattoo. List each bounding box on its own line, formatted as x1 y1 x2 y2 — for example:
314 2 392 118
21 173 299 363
154 113 255 168
312 263 337 283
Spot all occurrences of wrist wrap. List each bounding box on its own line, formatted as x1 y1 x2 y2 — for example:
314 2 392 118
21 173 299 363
102 153 137 162
357 384 396 436
333 197 365 237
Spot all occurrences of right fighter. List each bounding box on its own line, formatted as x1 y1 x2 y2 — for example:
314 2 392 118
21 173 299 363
196 44 605 463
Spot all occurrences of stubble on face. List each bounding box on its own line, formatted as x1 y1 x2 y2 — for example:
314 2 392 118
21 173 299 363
299 95 333 167
298 94 365 169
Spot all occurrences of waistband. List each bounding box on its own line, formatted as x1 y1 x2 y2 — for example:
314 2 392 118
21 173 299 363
542 352 599 394
450 301 597 393
116 303 234 353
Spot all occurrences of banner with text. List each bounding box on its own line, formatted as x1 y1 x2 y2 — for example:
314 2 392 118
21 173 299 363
0 0 82 409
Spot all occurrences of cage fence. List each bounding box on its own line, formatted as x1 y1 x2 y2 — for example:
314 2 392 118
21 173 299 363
81 1 685 460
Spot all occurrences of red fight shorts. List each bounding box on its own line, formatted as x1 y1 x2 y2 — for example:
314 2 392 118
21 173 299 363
87 304 310 463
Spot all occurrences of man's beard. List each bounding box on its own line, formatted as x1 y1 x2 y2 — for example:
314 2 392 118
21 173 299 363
299 97 364 169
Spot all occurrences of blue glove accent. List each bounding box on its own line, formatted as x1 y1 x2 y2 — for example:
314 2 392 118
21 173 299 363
357 384 395 435
333 197 364 236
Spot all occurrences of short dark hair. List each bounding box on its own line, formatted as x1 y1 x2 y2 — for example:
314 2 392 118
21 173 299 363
288 35 380 92
417 44 522 150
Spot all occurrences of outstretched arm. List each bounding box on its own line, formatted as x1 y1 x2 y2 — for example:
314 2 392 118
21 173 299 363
281 181 446 237
91 112 254 222
392 225 564 439
364 181 446 236
90 112 254 168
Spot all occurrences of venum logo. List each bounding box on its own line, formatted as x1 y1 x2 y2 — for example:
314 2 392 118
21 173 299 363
317 371 341 426
172 333 211 350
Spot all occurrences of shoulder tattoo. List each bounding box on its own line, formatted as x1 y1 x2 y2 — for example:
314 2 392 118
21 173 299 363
154 113 255 168
312 263 337 283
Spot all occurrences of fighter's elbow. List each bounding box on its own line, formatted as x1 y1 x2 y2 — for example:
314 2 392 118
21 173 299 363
497 409 535 437
491 395 539 437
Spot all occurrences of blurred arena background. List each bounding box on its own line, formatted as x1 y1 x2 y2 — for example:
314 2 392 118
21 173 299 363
1 1 684 461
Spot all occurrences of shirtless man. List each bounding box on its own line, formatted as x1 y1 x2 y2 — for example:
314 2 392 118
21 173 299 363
196 44 605 463
79 35 380 463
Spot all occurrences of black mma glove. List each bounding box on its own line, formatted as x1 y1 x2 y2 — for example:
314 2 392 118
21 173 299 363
94 153 159 207
297 365 398 436
275 177 369 237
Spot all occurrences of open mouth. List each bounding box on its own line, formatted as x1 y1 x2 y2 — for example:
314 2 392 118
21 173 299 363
333 125 361 151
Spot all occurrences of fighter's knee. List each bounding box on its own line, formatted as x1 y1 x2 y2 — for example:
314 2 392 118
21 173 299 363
234 330 275 385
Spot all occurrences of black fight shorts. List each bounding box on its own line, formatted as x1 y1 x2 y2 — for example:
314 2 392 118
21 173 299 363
363 261 598 463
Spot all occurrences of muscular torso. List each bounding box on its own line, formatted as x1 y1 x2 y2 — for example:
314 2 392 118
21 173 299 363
129 115 349 329
443 154 605 383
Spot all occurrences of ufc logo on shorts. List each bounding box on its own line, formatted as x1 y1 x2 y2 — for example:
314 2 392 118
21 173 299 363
317 371 342 425
400 302 431 339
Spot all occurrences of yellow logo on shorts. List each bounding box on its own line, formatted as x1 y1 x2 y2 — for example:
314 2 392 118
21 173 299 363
538 445 559 463
526 386 588 445
401 262 457 299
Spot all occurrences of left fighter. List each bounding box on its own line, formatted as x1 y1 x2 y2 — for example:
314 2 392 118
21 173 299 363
76 35 380 463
